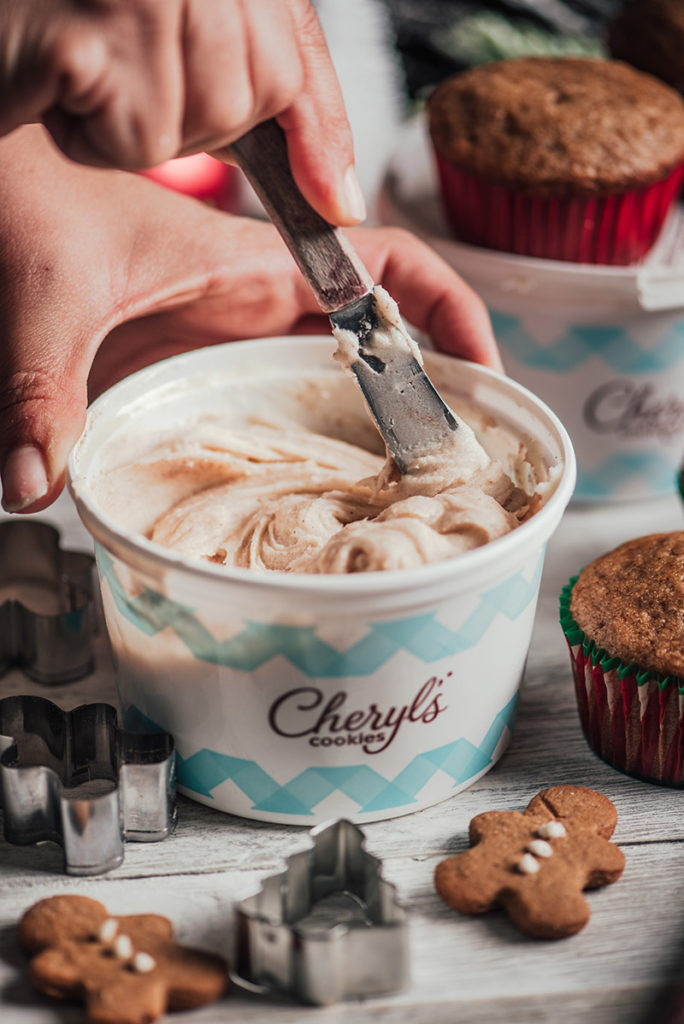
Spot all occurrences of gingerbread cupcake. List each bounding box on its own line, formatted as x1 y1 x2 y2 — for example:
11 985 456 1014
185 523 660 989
610 0 684 94
427 57 684 264
560 532 684 785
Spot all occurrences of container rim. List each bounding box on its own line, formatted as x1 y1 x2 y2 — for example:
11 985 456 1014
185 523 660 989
67 336 576 598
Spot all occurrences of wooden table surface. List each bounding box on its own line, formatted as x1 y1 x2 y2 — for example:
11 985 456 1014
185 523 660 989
1 488 683 1024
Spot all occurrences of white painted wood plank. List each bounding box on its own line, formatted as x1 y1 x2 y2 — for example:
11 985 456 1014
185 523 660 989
1 841 682 1024
2 654 681 884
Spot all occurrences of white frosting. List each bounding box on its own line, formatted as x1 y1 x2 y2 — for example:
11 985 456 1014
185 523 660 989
517 853 540 875
537 820 566 839
332 286 424 371
88 319 556 575
148 434 528 573
93 415 542 575
132 952 157 974
527 839 553 858
113 934 133 960
98 918 119 943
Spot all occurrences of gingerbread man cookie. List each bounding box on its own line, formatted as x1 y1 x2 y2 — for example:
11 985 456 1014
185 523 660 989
434 785 625 939
18 895 228 1024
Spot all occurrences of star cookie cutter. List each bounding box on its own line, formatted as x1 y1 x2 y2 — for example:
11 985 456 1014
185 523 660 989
233 819 409 1005
0 695 176 875
0 520 95 684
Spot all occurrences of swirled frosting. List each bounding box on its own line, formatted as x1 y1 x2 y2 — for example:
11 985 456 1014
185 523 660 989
90 293 551 574
96 416 534 574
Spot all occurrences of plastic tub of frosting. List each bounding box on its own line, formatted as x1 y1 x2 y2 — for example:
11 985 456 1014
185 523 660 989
379 116 684 503
68 337 574 825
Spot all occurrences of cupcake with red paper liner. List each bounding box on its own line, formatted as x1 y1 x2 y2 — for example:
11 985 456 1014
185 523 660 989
560 532 684 786
427 57 684 265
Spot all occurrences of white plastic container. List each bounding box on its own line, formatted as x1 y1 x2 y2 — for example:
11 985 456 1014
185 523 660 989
379 116 684 503
68 337 574 825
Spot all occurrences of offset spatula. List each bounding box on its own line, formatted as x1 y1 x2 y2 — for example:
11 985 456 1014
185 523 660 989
230 119 459 474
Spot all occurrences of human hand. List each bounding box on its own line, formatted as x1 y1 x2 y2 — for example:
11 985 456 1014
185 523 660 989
0 0 363 225
0 127 500 514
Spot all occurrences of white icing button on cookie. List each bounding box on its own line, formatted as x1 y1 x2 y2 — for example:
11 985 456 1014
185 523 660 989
537 820 566 839
516 853 540 875
132 952 156 974
527 839 553 858
98 918 119 943
113 934 134 960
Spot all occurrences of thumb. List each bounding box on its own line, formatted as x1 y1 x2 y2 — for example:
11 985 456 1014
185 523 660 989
0 338 91 514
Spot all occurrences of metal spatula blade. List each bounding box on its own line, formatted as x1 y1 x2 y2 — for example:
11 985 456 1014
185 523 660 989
329 292 458 472
228 120 459 473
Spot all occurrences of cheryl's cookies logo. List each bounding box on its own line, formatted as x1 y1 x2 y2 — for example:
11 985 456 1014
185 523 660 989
584 380 684 439
268 675 449 755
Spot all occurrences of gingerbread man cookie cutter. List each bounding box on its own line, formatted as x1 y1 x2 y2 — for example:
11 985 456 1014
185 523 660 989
0 695 176 875
435 785 625 939
234 819 409 1005
0 520 95 684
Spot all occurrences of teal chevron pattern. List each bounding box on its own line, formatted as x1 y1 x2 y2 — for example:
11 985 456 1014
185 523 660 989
124 694 518 815
491 310 684 373
575 451 679 499
98 548 544 679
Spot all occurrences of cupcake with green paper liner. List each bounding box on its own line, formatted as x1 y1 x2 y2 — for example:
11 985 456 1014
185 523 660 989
560 532 684 786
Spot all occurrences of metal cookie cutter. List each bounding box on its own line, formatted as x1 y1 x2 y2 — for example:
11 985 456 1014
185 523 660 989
234 819 409 1005
0 695 176 875
0 520 95 683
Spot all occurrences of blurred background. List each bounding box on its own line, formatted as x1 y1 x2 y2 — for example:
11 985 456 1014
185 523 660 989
185 0 622 214
383 0 618 96
315 0 622 207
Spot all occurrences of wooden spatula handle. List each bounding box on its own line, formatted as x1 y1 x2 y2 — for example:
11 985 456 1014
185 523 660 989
227 120 373 313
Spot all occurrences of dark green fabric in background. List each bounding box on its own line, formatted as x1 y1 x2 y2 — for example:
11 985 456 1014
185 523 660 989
381 0 622 96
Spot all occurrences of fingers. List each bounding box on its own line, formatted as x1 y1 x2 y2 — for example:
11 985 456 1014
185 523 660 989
147 219 500 371
151 218 500 370
88 222 502 400
88 215 306 395
0 126 184 514
0 0 363 223
0 129 113 511
44 8 184 168
179 0 303 154
276 0 364 225
0 2 185 169
0 127 100 511
348 227 503 371
0 11 63 138
0 124 499 517
0 0 359 212
0 322 93 514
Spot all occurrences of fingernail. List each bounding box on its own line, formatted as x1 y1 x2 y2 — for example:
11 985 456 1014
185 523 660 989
341 165 366 222
1 445 48 512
